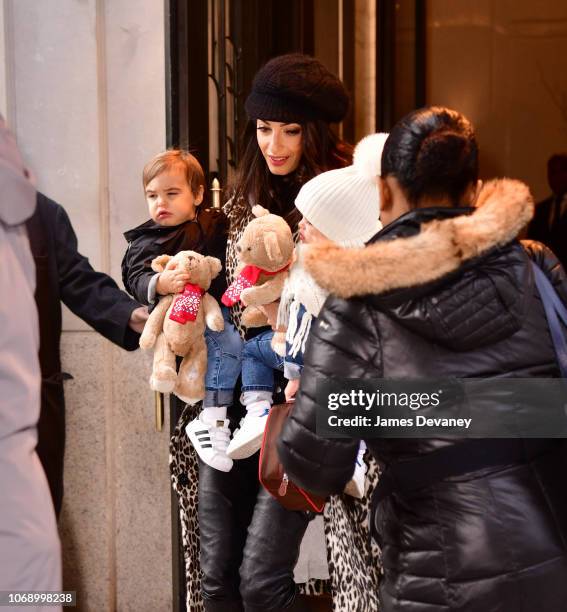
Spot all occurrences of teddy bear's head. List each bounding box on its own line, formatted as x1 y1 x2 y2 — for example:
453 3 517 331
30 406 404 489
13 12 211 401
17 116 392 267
151 250 222 292
236 205 293 271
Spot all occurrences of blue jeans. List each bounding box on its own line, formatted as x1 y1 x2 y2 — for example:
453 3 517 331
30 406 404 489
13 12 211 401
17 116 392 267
241 330 284 406
204 307 243 407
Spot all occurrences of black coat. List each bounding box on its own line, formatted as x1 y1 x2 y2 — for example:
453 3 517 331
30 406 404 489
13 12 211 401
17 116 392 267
27 193 141 516
122 207 228 306
279 180 567 611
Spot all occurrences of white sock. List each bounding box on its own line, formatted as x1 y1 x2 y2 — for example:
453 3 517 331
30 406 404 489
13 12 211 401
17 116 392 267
202 406 227 424
245 400 271 417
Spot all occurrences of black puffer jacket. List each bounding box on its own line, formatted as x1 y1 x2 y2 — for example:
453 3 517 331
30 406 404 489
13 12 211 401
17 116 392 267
279 180 567 611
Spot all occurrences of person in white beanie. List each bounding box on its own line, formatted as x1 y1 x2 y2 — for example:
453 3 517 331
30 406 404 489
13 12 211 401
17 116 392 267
226 134 388 491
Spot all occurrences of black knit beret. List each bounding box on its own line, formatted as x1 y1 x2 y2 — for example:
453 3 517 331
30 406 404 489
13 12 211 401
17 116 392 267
245 53 349 124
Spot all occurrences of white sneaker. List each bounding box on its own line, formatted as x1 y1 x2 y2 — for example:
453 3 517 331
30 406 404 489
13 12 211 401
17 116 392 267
344 446 367 499
226 407 270 460
186 412 233 472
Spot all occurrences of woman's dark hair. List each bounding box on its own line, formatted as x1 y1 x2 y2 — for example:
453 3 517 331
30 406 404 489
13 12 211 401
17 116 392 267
381 106 479 206
226 119 352 230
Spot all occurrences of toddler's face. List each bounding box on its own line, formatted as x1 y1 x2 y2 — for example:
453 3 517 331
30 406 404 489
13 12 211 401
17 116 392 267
298 216 331 245
145 165 203 226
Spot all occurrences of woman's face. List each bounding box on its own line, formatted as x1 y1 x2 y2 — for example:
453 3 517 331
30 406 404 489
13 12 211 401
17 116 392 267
256 120 303 176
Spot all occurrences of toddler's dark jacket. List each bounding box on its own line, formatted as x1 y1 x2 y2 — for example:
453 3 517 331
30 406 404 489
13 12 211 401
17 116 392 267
122 207 228 306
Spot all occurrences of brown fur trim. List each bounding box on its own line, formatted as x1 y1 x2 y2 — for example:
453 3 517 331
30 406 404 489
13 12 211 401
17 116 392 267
304 178 534 299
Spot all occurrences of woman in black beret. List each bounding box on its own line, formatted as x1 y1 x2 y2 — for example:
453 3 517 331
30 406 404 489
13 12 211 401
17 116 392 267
169 54 379 612
225 53 351 336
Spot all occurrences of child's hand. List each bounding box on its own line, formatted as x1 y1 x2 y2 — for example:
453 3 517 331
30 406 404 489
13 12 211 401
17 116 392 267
156 269 190 295
285 378 300 402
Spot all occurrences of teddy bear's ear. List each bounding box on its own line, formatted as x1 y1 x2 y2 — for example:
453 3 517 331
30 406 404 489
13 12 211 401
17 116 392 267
252 205 269 218
264 231 282 262
151 254 172 272
206 256 223 279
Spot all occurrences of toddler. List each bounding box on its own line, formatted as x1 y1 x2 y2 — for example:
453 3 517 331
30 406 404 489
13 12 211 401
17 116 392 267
122 150 242 472
226 133 389 496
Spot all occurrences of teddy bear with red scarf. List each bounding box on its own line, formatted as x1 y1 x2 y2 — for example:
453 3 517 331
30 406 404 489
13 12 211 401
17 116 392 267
139 250 224 404
222 205 294 329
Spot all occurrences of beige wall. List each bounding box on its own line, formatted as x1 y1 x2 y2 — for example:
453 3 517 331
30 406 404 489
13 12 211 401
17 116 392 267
1 1 172 610
427 0 567 202
355 0 376 140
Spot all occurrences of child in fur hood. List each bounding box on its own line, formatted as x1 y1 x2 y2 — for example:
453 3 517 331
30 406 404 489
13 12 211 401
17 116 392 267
226 132 388 496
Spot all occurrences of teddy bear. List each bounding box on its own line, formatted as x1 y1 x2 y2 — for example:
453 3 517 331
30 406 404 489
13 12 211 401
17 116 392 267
139 250 224 404
222 205 294 328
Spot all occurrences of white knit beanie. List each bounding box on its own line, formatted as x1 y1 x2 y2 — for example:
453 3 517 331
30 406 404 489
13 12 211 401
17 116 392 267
294 132 389 247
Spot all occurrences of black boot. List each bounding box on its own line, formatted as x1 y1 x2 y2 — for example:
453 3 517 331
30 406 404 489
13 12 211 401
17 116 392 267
203 599 244 612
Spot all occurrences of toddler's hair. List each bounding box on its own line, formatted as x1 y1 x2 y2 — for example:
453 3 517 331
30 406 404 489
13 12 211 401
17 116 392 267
143 149 205 196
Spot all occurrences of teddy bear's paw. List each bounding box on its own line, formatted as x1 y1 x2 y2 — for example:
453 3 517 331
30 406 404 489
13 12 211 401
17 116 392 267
175 382 205 405
271 331 287 356
251 204 269 218
150 376 176 394
139 333 157 350
241 306 268 328
174 392 204 406
150 365 177 393
240 287 259 306
207 315 224 332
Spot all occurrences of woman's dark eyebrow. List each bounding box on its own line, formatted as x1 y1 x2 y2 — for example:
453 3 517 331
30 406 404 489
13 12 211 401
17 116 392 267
258 121 299 127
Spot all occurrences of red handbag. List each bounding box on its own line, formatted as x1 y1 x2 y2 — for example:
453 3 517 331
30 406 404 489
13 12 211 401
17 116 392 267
259 402 326 513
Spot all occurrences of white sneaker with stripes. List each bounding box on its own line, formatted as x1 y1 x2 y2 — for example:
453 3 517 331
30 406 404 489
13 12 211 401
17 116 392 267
226 405 270 460
186 412 233 472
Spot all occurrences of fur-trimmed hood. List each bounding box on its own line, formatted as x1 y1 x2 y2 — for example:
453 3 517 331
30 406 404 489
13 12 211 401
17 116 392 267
304 179 534 299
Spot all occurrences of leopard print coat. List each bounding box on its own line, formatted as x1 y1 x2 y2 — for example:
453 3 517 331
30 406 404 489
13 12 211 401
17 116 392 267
223 197 254 336
169 197 382 611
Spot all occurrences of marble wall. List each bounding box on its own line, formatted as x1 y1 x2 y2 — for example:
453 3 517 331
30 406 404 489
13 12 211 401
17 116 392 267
1 1 171 610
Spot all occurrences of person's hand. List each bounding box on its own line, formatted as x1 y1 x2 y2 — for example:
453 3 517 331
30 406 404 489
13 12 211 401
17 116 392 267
156 269 190 295
285 378 300 402
259 301 280 329
128 306 149 334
